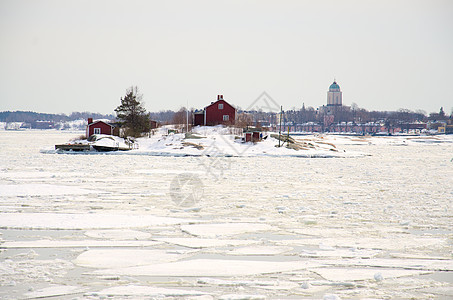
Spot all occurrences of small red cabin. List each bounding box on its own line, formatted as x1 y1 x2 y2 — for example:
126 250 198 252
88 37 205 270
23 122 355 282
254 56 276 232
193 95 236 126
86 118 116 137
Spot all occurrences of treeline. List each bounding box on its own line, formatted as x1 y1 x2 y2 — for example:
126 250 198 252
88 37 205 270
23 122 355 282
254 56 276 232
1 106 451 127
0 111 114 123
152 105 452 126
281 105 450 125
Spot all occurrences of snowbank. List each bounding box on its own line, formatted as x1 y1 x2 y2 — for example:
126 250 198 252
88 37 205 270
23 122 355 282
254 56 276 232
44 126 370 157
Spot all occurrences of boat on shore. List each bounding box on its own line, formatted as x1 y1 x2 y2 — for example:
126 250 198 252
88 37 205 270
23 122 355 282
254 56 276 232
92 144 131 152
55 134 137 152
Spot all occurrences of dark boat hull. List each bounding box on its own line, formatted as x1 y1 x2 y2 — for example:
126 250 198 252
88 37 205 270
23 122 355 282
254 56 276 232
92 145 130 152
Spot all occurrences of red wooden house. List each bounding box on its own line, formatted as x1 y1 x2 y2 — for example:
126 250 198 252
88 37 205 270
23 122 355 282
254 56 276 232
86 118 117 137
193 95 236 126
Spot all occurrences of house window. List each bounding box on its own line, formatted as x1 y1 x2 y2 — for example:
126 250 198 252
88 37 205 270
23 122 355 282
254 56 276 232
223 115 229 121
218 103 224 109
94 128 101 134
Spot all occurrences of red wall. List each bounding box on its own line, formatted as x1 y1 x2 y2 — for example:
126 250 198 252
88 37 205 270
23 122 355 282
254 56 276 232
194 113 204 126
205 100 235 126
87 121 113 136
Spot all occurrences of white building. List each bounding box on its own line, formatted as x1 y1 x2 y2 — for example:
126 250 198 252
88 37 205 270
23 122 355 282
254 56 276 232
327 81 342 106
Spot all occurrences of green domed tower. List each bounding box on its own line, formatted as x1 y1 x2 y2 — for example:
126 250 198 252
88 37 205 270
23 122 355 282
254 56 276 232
327 81 342 106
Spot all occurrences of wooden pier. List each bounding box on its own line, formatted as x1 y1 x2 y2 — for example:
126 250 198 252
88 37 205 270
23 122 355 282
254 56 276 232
55 144 91 151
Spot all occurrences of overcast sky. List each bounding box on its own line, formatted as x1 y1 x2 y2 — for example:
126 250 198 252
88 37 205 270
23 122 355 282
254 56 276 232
1 0 452 115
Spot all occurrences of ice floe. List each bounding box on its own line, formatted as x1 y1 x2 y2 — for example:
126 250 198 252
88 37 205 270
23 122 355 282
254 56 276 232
218 294 265 300
309 267 431 281
74 249 190 268
324 258 453 271
24 285 83 298
94 259 319 277
0 184 97 196
0 213 200 229
197 277 298 290
226 245 293 256
84 229 152 240
0 240 162 248
181 223 275 237
275 236 447 250
153 237 260 248
93 285 208 297
298 248 381 259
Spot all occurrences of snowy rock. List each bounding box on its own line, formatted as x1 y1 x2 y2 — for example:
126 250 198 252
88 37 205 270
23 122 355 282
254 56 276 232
374 272 384 281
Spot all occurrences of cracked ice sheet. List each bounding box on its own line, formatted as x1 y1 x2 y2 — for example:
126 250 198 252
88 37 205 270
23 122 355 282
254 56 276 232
74 249 192 268
181 223 275 238
0 184 100 196
153 237 260 248
94 259 320 277
1 240 162 248
309 267 431 282
94 285 208 297
0 213 200 229
84 229 151 240
24 285 84 298
275 236 446 250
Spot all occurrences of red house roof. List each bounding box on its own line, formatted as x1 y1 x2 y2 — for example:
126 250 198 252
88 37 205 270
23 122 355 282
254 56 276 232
194 95 236 126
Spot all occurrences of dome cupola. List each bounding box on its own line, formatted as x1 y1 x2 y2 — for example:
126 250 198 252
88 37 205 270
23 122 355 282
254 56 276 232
329 81 340 91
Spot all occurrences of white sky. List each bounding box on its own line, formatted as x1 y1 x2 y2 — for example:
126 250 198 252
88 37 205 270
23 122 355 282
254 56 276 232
1 0 452 115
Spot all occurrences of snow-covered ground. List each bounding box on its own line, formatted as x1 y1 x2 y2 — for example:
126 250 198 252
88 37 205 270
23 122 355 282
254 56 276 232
0 130 452 299
43 125 453 158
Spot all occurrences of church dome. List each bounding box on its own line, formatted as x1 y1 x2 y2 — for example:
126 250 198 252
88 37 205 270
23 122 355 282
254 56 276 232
329 81 340 91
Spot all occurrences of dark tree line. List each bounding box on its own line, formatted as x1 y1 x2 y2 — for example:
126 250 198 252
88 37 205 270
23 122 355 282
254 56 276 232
0 111 114 123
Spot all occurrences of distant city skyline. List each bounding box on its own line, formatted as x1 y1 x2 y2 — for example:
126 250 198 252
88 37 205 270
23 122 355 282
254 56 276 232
1 0 452 115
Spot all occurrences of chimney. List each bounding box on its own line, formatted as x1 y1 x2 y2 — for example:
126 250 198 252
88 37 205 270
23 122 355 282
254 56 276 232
217 95 223 101
88 118 93 124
